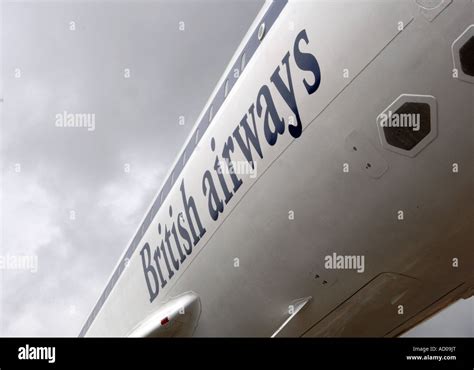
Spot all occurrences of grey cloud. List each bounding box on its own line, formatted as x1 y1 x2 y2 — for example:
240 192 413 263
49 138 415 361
2 0 262 336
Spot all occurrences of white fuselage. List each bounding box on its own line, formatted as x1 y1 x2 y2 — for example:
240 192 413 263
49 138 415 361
81 0 474 337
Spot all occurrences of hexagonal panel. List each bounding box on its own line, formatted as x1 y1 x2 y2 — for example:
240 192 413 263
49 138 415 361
383 102 431 150
377 94 437 157
452 25 474 83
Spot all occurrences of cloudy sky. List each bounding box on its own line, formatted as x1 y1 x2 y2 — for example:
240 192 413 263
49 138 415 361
1 0 472 337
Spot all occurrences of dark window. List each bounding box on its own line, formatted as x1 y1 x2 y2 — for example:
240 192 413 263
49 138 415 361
383 102 431 151
460 36 474 77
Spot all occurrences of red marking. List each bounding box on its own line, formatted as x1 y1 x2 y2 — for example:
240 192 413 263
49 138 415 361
161 317 169 326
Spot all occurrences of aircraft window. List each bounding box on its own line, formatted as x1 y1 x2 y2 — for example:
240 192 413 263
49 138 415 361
460 36 474 76
258 22 265 41
224 79 229 98
209 105 213 122
241 52 246 71
195 128 200 144
383 102 431 151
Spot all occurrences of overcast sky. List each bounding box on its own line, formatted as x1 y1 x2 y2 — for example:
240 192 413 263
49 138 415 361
1 0 472 337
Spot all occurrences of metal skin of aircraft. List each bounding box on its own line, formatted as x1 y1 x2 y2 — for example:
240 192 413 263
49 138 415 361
79 0 474 337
